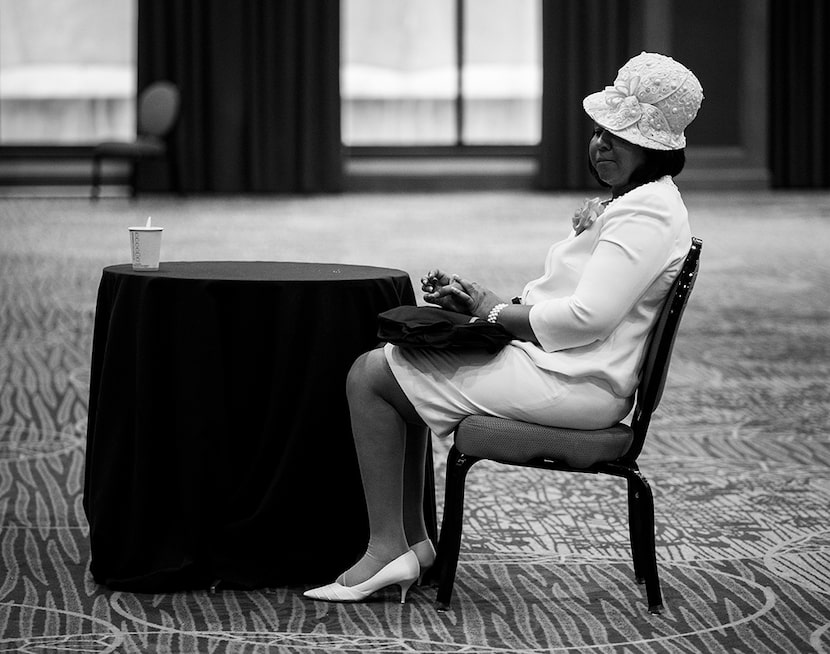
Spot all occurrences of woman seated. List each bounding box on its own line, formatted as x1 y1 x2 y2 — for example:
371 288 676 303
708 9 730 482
304 52 704 604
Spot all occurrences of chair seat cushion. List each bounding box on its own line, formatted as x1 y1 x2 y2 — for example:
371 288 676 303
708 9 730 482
94 138 166 158
454 415 634 469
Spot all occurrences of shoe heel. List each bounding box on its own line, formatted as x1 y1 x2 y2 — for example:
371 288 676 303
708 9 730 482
410 539 436 586
399 578 416 604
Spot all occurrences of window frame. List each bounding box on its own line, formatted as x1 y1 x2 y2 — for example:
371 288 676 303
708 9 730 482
342 0 542 157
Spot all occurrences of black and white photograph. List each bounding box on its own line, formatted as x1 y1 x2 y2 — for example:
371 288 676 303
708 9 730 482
0 1 828 652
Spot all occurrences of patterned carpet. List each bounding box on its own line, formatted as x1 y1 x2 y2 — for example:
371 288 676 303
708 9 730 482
1 190 829 652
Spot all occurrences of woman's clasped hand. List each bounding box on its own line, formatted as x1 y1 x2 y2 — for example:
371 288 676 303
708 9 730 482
421 270 505 319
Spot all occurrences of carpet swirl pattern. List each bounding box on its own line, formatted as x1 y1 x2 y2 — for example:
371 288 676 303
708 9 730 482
1 192 829 652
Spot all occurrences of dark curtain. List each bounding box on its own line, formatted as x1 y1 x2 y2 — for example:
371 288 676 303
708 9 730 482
769 1 830 188
137 0 343 193
537 0 632 190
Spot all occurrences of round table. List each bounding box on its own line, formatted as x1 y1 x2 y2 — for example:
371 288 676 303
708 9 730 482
83 261 431 591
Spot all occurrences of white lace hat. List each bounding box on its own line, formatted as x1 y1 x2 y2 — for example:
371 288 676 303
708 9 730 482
583 52 703 151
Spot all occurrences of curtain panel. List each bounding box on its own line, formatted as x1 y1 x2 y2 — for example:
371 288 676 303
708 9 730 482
538 0 632 190
137 0 343 193
769 0 830 188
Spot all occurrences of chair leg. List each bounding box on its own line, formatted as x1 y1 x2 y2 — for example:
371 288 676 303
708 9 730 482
627 471 664 614
169 153 182 195
627 479 645 583
430 445 478 611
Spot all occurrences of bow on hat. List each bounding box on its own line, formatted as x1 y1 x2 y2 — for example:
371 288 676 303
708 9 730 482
601 75 671 134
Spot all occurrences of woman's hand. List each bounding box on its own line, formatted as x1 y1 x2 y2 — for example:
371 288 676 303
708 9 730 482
421 269 469 313
451 276 507 319
420 269 453 295
422 269 506 319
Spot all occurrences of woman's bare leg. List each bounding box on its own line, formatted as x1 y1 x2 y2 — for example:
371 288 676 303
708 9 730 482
403 423 430 546
338 347 428 585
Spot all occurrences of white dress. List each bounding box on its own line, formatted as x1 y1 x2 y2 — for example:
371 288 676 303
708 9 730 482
385 176 692 438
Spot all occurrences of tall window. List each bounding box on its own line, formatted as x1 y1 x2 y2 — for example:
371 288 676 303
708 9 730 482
0 0 136 145
342 0 542 147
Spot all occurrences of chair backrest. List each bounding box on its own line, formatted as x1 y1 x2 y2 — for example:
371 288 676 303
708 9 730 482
137 81 181 137
625 237 702 461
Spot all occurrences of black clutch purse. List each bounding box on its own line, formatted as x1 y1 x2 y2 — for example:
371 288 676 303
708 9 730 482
377 306 513 353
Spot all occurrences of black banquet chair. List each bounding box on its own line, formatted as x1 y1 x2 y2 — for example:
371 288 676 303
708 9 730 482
425 237 702 615
91 80 180 199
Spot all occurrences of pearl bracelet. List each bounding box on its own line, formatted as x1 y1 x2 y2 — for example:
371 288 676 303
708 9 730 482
487 303 508 324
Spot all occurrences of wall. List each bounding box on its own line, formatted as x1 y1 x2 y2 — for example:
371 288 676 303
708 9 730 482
633 0 769 188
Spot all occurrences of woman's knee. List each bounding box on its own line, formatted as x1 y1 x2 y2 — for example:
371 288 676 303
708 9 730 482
347 348 422 425
346 348 387 400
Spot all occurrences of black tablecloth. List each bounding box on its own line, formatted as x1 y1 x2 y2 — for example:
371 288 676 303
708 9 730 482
83 261 427 591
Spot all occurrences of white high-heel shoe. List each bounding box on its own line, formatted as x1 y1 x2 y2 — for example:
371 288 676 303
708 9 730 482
303 551 419 604
410 539 436 585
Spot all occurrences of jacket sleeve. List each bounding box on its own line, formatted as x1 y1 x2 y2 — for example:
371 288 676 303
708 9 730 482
528 194 679 352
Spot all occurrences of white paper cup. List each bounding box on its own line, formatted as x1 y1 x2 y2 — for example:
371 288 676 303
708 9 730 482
129 227 163 271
